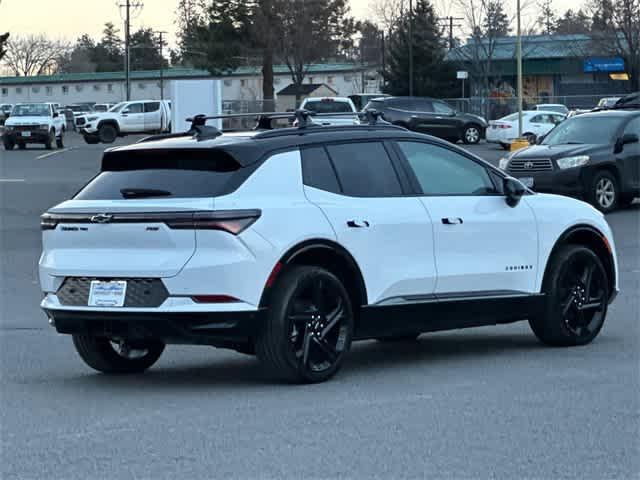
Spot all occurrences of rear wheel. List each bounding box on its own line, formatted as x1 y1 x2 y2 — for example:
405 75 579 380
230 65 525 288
4 139 15 150
256 266 354 383
98 124 117 143
529 245 608 347
500 142 510 150
523 132 537 144
83 135 100 145
72 334 165 374
589 170 619 213
462 125 481 144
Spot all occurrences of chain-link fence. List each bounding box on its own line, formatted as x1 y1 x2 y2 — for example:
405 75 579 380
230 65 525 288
221 99 278 130
443 94 629 121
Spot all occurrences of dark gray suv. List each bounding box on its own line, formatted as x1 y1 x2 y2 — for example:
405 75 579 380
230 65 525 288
364 96 488 144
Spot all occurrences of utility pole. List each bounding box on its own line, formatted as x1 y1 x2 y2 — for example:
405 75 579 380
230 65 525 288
125 0 131 100
408 0 413 97
438 17 464 50
119 0 143 101
157 31 167 100
516 0 523 137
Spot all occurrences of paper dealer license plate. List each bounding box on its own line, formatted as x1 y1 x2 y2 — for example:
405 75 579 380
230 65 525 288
88 280 127 307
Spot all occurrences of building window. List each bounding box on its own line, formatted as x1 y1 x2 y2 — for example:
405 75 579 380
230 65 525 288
46 86 53 95
223 79 232 87
75 85 83 92
308 77 314 84
1 88 7 96
138 82 146 90
327 76 334 84
344 75 353 82
62 86 69 94
107 84 113 92
32 86 40 93
93 84 101 92
15 87 22 94
240 79 246 87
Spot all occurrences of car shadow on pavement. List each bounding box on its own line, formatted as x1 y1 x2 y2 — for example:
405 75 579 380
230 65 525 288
56 329 564 390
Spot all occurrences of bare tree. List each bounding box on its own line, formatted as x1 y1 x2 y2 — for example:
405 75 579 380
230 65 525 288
2 34 69 76
370 0 407 32
589 0 639 91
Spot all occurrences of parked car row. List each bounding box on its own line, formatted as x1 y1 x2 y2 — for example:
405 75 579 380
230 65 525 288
2 102 66 150
498 95 639 213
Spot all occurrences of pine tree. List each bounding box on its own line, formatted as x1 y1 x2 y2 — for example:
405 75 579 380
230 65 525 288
384 0 458 97
537 0 556 35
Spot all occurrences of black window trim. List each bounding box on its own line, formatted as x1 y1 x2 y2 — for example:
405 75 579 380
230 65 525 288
389 139 506 197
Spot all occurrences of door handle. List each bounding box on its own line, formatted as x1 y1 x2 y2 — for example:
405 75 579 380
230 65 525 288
441 217 463 225
347 220 370 228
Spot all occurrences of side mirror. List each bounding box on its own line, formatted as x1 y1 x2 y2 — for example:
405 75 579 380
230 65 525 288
122 109 130 115
504 177 526 207
449 110 456 116
53 112 59 118
614 133 639 153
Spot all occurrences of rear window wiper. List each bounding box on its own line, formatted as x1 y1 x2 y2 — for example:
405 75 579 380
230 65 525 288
120 188 172 199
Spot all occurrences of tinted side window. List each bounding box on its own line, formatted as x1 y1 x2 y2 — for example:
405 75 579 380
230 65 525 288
411 99 433 112
397 141 496 195
126 103 143 114
326 142 402 197
530 115 543 123
301 146 341 194
432 101 453 115
144 102 160 113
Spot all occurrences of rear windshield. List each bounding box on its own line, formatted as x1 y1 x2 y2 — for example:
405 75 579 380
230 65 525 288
74 149 250 200
304 101 354 114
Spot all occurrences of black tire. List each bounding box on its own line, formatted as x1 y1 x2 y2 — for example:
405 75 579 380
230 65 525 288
462 124 481 144
83 135 100 145
4 140 15 150
376 334 421 342
589 170 619 213
17 142 26 150
523 132 537 145
72 334 165 374
98 124 118 143
44 129 55 150
56 130 64 148
500 142 510 150
256 265 354 383
529 245 609 347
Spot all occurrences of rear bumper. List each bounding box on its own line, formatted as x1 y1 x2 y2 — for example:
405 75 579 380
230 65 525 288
43 307 265 345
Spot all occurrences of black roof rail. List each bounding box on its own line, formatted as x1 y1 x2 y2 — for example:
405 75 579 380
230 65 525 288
138 108 395 144
253 123 406 139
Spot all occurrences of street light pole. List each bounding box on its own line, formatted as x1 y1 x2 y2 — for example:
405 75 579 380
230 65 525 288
516 0 523 137
408 0 414 97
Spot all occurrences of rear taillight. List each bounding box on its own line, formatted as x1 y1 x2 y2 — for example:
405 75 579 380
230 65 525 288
500 124 512 129
41 214 58 230
166 210 261 235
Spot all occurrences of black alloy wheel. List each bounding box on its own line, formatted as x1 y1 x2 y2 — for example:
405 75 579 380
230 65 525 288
256 266 354 383
530 245 608 346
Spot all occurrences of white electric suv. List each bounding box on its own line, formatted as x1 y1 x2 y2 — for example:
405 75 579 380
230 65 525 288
39 115 619 383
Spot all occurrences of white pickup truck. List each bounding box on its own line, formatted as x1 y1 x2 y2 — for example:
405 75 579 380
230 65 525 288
2 103 65 150
76 99 171 144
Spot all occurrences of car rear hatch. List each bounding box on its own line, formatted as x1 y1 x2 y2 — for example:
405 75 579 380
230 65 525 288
40 147 255 279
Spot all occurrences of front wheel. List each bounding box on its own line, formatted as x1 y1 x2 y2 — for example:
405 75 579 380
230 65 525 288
3 139 15 150
529 245 609 347
72 334 165 374
256 266 354 383
44 129 55 150
462 125 481 144
589 170 619 213
98 124 117 143
56 129 64 148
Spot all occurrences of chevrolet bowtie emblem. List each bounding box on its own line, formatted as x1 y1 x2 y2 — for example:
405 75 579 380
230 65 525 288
90 213 114 224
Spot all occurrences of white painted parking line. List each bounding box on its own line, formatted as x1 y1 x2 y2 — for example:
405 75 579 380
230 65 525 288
0 178 25 182
36 148 70 160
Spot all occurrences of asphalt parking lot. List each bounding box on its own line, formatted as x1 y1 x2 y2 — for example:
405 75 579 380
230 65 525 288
1 133 639 479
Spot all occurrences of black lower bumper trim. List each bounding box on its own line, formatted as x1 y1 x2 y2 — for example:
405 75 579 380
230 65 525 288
44 308 265 346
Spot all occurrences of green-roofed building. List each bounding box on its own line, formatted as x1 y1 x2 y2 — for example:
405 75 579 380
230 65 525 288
0 63 382 107
446 34 632 105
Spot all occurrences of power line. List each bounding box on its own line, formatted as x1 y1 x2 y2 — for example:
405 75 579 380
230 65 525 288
438 17 464 50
